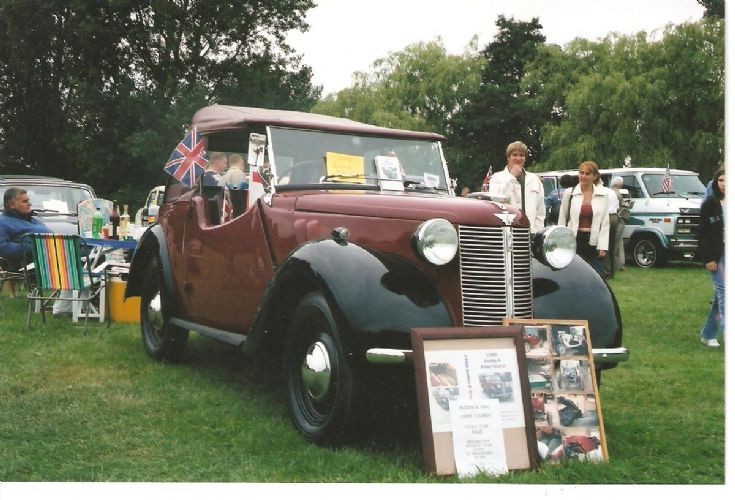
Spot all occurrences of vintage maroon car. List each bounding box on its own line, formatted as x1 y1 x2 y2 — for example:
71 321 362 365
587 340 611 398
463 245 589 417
125 105 628 444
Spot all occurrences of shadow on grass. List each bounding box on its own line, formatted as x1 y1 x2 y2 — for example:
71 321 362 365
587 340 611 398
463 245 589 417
164 333 423 453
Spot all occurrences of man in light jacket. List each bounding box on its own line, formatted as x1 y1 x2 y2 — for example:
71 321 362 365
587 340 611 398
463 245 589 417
485 141 546 233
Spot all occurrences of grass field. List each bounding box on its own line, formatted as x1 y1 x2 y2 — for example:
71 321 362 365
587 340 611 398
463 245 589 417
0 262 726 485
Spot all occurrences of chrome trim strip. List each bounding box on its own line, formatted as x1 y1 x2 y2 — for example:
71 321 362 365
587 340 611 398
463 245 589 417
592 347 630 364
367 346 629 365
365 348 412 364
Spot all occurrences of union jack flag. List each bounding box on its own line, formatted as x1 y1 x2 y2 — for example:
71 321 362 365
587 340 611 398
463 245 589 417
163 127 208 187
661 165 672 193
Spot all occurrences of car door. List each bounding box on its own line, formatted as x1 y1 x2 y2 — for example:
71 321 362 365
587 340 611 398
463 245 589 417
177 185 274 333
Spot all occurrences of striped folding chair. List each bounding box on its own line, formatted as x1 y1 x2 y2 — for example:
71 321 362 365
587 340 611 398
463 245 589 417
21 233 106 334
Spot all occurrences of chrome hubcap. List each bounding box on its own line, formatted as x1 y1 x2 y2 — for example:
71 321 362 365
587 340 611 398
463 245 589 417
146 291 163 332
301 341 331 402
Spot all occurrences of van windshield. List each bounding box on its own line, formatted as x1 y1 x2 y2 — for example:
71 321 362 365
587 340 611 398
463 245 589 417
642 174 706 198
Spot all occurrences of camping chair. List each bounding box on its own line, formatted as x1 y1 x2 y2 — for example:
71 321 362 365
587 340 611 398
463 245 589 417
21 233 106 334
0 256 25 314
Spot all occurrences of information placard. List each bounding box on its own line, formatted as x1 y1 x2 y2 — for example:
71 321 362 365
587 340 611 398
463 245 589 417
503 318 608 464
411 327 538 476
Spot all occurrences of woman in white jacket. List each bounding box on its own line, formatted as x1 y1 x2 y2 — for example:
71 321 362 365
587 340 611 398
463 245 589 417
558 161 609 276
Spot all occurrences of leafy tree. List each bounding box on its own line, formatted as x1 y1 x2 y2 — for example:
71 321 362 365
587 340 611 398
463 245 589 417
532 19 724 178
697 0 725 18
0 0 319 206
448 16 546 190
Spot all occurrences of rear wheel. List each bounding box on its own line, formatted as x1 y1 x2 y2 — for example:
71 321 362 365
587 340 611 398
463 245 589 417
140 259 188 361
286 292 357 445
633 235 668 268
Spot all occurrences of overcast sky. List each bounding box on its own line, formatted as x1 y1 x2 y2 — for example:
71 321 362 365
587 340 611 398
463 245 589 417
286 0 706 94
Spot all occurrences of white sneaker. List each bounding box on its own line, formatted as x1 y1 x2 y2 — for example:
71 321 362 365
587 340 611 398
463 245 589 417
700 337 720 348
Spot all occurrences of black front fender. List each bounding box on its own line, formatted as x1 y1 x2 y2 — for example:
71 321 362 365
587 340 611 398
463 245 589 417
124 225 174 302
533 255 622 357
250 239 452 355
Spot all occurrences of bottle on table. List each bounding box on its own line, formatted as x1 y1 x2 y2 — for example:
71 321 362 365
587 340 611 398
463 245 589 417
119 204 130 239
109 203 120 240
92 207 103 239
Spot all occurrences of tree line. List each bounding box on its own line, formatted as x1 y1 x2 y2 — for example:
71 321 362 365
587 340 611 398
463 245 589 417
0 0 724 206
315 9 724 192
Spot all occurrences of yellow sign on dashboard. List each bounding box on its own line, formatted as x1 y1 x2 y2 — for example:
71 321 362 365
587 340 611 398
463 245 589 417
325 152 365 183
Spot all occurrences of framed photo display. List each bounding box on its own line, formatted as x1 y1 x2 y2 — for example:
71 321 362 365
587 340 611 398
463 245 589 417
411 327 539 477
503 318 608 464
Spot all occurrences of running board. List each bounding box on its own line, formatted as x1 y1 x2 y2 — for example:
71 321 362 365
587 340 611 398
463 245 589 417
169 318 247 347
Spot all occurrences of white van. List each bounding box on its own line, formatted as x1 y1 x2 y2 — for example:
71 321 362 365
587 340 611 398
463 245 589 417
539 167 705 267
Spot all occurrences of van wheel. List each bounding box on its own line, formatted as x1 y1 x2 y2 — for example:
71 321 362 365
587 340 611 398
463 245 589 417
633 236 668 268
141 258 188 361
286 292 356 445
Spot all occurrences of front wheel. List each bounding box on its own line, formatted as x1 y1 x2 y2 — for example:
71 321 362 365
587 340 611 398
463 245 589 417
140 259 188 361
286 292 357 445
633 235 668 268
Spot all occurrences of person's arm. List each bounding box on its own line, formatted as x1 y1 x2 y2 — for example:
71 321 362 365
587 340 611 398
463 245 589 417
0 223 24 261
597 195 610 255
535 178 546 230
558 190 570 227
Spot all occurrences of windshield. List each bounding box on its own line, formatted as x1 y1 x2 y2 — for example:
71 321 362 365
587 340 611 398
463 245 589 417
269 127 449 192
642 174 706 198
0 185 93 214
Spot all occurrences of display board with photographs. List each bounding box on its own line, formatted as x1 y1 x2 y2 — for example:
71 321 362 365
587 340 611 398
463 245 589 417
411 327 538 477
503 319 608 463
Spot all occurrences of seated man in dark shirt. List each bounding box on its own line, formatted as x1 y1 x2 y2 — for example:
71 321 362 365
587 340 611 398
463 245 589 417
0 187 52 270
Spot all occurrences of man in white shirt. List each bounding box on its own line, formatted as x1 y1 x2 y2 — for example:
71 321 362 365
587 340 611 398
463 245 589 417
486 141 546 233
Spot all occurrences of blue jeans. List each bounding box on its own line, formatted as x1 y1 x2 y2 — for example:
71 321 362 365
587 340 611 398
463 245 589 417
700 258 725 341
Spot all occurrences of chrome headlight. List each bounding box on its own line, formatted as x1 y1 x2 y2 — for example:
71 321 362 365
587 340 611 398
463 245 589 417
415 218 458 265
532 226 576 269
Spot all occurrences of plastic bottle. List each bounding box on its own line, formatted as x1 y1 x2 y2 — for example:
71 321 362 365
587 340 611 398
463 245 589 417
119 204 130 239
91 207 104 238
109 203 120 240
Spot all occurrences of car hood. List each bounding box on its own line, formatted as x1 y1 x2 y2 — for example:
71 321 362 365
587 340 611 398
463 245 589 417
291 190 527 227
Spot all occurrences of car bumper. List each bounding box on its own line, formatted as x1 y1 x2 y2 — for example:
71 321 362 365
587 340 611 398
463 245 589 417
365 346 630 365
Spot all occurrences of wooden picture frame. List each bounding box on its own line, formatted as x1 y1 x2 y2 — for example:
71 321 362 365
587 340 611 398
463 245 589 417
503 318 608 463
411 327 539 476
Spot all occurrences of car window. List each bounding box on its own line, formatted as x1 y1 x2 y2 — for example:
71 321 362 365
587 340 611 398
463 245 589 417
269 127 448 192
621 175 643 198
641 173 706 197
541 177 557 196
0 185 93 214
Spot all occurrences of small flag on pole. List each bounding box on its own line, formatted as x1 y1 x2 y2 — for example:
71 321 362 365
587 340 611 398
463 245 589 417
661 165 672 193
248 164 266 208
221 186 233 223
481 167 492 192
163 127 208 188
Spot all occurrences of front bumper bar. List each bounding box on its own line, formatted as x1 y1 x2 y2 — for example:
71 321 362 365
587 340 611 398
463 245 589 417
365 347 629 365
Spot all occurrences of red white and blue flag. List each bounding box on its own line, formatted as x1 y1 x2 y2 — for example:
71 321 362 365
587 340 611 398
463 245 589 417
164 127 208 187
661 165 672 193
481 167 492 192
248 164 266 208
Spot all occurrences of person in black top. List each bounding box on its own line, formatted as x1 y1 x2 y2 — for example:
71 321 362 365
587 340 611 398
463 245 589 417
697 166 725 348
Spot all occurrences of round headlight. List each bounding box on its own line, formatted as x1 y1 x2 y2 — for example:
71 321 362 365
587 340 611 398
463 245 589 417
415 218 458 265
532 226 576 269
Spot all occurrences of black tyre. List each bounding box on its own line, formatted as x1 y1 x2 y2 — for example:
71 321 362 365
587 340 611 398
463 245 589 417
633 235 668 268
140 258 188 361
286 292 356 445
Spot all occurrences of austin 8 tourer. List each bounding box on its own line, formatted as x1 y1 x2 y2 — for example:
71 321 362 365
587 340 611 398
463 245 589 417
125 105 627 444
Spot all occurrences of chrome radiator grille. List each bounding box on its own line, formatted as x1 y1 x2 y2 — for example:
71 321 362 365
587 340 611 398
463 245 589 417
458 225 533 326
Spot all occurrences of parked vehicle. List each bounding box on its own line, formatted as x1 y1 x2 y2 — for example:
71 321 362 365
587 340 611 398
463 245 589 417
135 185 164 227
557 360 583 390
125 105 628 444
0 175 95 234
540 167 705 267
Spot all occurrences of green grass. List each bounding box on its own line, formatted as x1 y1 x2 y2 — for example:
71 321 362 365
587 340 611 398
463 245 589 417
0 263 725 483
